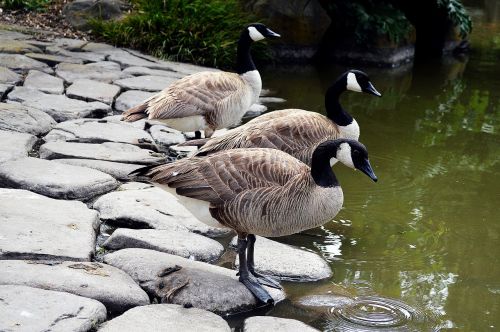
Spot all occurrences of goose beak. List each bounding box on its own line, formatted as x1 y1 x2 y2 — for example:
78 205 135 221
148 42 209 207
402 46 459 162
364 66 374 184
359 159 378 182
364 82 382 97
265 28 281 38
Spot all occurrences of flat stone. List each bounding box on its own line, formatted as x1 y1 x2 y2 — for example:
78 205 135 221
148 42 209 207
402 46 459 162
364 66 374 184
0 40 42 54
0 130 36 163
93 186 231 237
114 75 176 92
54 159 143 180
0 66 22 85
108 49 163 68
114 90 155 112
0 83 12 99
231 236 332 282
25 52 83 66
243 317 319 332
122 66 184 79
103 228 224 262
0 157 119 200
0 260 150 314
23 70 64 94
98 304 229 332
46 45 107 63
103 249 285 315
40 141 165 164
0 285 107 332
67 79 121 104
156 59 219 76
82 42 117 53
296 294 355 309
0 189 99 261
0 102 56 135
0 54 52 73
54 37 89 50
149 125 186 148
7 87 111 121
0 30 30 40
104 114 148 129
56 61 131 83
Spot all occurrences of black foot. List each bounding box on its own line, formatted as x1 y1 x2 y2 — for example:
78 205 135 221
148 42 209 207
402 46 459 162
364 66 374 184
194 130 202 139
251 271 282 290
240 275 274 305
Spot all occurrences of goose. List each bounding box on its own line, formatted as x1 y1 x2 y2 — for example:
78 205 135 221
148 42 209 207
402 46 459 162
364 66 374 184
133 138 377 304
121 23 280 139
181 70 381 163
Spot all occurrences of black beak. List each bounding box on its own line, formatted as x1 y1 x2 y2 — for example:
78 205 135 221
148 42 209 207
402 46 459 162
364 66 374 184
265 28 281 38
364 81 382 97
358 159 378 182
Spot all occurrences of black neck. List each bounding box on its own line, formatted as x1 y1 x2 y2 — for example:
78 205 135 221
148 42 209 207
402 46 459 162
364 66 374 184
236 32 256 74
324 75 353 126
310 141 340 187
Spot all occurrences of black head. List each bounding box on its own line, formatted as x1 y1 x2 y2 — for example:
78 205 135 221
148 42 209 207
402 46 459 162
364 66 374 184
332 139 378 182
244 23 281 42
344 69 382 97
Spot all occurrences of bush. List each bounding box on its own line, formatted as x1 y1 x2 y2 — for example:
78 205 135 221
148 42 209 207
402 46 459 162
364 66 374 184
0 0 50 11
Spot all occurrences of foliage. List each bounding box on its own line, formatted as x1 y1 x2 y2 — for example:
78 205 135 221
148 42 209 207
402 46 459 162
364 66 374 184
437 0 473 37
0 0 50 11
90 0 264 69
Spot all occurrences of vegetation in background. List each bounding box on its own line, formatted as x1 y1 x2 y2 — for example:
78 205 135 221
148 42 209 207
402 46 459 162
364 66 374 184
437 0 473 37
90 0 264 69
0 0 50 11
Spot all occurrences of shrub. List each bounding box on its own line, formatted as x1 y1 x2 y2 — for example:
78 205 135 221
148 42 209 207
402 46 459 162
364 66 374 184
0 0 51 11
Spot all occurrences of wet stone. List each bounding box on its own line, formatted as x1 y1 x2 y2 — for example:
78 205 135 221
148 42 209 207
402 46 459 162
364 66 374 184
54 159 143 180
243 316 320 332
0 189 100 261
66 79 121 104
0 66 22 85
0 285 107 332
0 54 52 73
149 125 186 148
0 40 42 54
0 260 150 314
296 294 355 309
114 75 176 92
0 157 119 200
103 228 224 262
103 248 285 315
56 61 131 83
114 90 155 112
98 304 230 332
23 70 65 94
7 87 111 122
0 102 56 135
25 52 83 66
0 130 36 163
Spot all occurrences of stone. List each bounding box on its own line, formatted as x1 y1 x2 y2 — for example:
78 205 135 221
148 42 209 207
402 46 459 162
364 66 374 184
243 316 319 332
0 260 150 314
67 79 121 104
260 96 286 103
103 249 285 315
63 0 125 29
0 83 12 99
56 61 131 83
156 59 219 76
7 87 111 121
23 70 64 94
0 102 56 135
0 40 42 54
296 294 355 309
108 49 162 68
0 66 22 85
39 141 165 164
0 54 51 73
54 37 89 50
231 236 332 281
168 143 198 157
25 52 83 66
103 228 224 262
114 90 155 112
54 159 143 180
149 125 186 148
122 66 184 79
98 304 230 332
0 30 30 40
0 285 107 332
0 189 99 261
0 130 36 163
46 45 107 63
104 114 147 129
0 157 119 200
82 42 117 53
114 75 176 92
93 186 231 237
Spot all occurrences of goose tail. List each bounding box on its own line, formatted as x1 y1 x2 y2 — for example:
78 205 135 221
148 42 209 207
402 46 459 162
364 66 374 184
121 103 149 122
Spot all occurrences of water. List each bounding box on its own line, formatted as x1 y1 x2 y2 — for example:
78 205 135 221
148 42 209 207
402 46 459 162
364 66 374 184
232 1 500 330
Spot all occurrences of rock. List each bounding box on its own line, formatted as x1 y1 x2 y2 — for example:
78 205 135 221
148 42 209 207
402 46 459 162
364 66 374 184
169 143 198 157
93 187 231 237
243 316 319 332
245 103 267 117
56 61 131 83
0 260 150 314
23 70 64 94
0 40 42 54
67 79 121 104
0 66 22 85
0 30 30 40
156 59 219 76
103 249 285 315
46 45 107 63
114 75 175 92
0 130 36 163
118 181 151 190
25 52 83 66
39 141 165 164
0 189 99 261
0 102 56 135
122 66 184 79
98 304 230 332
82 42 117 53
63 0 125 29
114 90 155 112
0 54 52 73
108 49 163 69
149 125 186 148
104 114 148 129
296 294 355 309
103 228 224 262
0 83 12 99
260 96 286 103
0 285 107 332
7 87 111 121
54 158 142 180
54 37 89 50
231 236 332 281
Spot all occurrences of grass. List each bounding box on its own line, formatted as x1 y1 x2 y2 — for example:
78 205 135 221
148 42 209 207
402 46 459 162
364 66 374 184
0 0 51 11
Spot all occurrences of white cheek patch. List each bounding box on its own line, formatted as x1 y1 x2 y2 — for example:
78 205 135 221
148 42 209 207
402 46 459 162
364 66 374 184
337 143 355 169
248 27 265 41
347 72 362 92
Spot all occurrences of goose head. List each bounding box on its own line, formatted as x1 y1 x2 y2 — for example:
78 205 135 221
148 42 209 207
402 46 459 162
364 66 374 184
244 23 281 42
330 139 378 182
344 70 382 97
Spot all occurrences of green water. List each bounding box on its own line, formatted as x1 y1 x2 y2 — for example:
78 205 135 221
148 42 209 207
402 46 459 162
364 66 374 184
240 1 500 330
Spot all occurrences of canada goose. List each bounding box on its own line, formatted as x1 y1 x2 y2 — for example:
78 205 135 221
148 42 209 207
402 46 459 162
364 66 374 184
121 23 280 139
133 139 377 304
182 70 381 163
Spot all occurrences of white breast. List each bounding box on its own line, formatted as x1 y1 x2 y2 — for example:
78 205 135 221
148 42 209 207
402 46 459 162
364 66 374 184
338 119 360 140
240 70 262 103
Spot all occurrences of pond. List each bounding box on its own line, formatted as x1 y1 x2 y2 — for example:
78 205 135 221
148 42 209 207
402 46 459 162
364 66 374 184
228 0 500 330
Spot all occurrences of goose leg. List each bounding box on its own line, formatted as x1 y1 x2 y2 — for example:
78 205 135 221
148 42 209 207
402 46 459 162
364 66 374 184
237 236 274 305
247 234 282 289
194 131 202 139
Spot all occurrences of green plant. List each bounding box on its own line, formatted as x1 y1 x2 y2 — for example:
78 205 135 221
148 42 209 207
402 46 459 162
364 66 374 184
0 0 50 11
437 0 473 37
